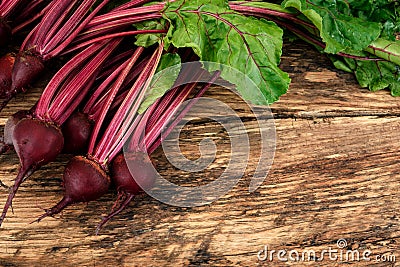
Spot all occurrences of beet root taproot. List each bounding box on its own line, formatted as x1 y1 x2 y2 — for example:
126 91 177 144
36 156 110 222
112 152 157 195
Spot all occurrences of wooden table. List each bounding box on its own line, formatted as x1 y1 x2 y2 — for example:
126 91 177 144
0 41 399 266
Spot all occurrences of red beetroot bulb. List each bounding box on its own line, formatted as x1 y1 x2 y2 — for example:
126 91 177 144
62 112 93 154
0 109 31 154
0 118 64 225
36 156 111 222
95 152 157 233
112 152 157 195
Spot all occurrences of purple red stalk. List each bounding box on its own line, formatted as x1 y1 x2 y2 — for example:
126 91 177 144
0 0 24 46
35 43 164 224
0 0 110 113
68 3 165 50
0 39 120 227
230 3 384 61
96 68 221 233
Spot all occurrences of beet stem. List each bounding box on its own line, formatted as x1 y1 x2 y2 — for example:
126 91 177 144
83 61 130 115
95 43 163 164
43 0 110 60
88 47 144 155
64 29 166 55
35 42 108 117
12 2 51 34
0 0 20 17
147 71 221 154
85 4 165 29
95 193 134 235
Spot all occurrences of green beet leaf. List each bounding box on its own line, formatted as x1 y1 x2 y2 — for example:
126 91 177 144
135 19 167 48
138 53 182 113
161 0 290 104
282 0 382 54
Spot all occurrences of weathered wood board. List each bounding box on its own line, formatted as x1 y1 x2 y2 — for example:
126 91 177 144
0 41 399 266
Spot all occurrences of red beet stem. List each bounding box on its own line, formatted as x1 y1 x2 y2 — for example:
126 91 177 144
112 0 153 12
11 0 48 33
25 0 71 51
94 42 163 164
83 62 131 116
72 11 162 46
85 3 165 29
0 0 21 18
147 71 221 154
63 29 167 55
43 0 110 60
36 39 121 124
88 46 145 155
35 42 108 117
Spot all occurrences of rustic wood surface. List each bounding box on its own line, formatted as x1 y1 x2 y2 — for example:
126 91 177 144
0 41 400 266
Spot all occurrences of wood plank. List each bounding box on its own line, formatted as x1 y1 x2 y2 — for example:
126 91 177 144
0 115 399 266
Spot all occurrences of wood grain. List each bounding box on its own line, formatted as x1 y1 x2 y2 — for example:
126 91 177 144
0 41 399 266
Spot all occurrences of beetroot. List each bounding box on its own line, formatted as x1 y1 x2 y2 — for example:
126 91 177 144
0 109 31 154
11 52 45 92
112 152 156 195
95 68 221 232
62 112 93 154
0 118 64 225
0 54 15 98
36 156 110 222
0 39 121 227
35 44 164 226
95 152 157 233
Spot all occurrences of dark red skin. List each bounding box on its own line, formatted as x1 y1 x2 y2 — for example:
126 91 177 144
95 152 157 233
0 18 11 47
12 118 64 171
36 156 111 222
0 109 31 154
62 112 93 154
0 54 15 98
11 52 45 92
111 152 157 194
4 110 31 146
0 118 64 226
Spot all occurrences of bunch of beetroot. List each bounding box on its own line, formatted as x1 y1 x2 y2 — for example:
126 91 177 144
0 0 395 233
0 0 171 231
0 0 222 232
